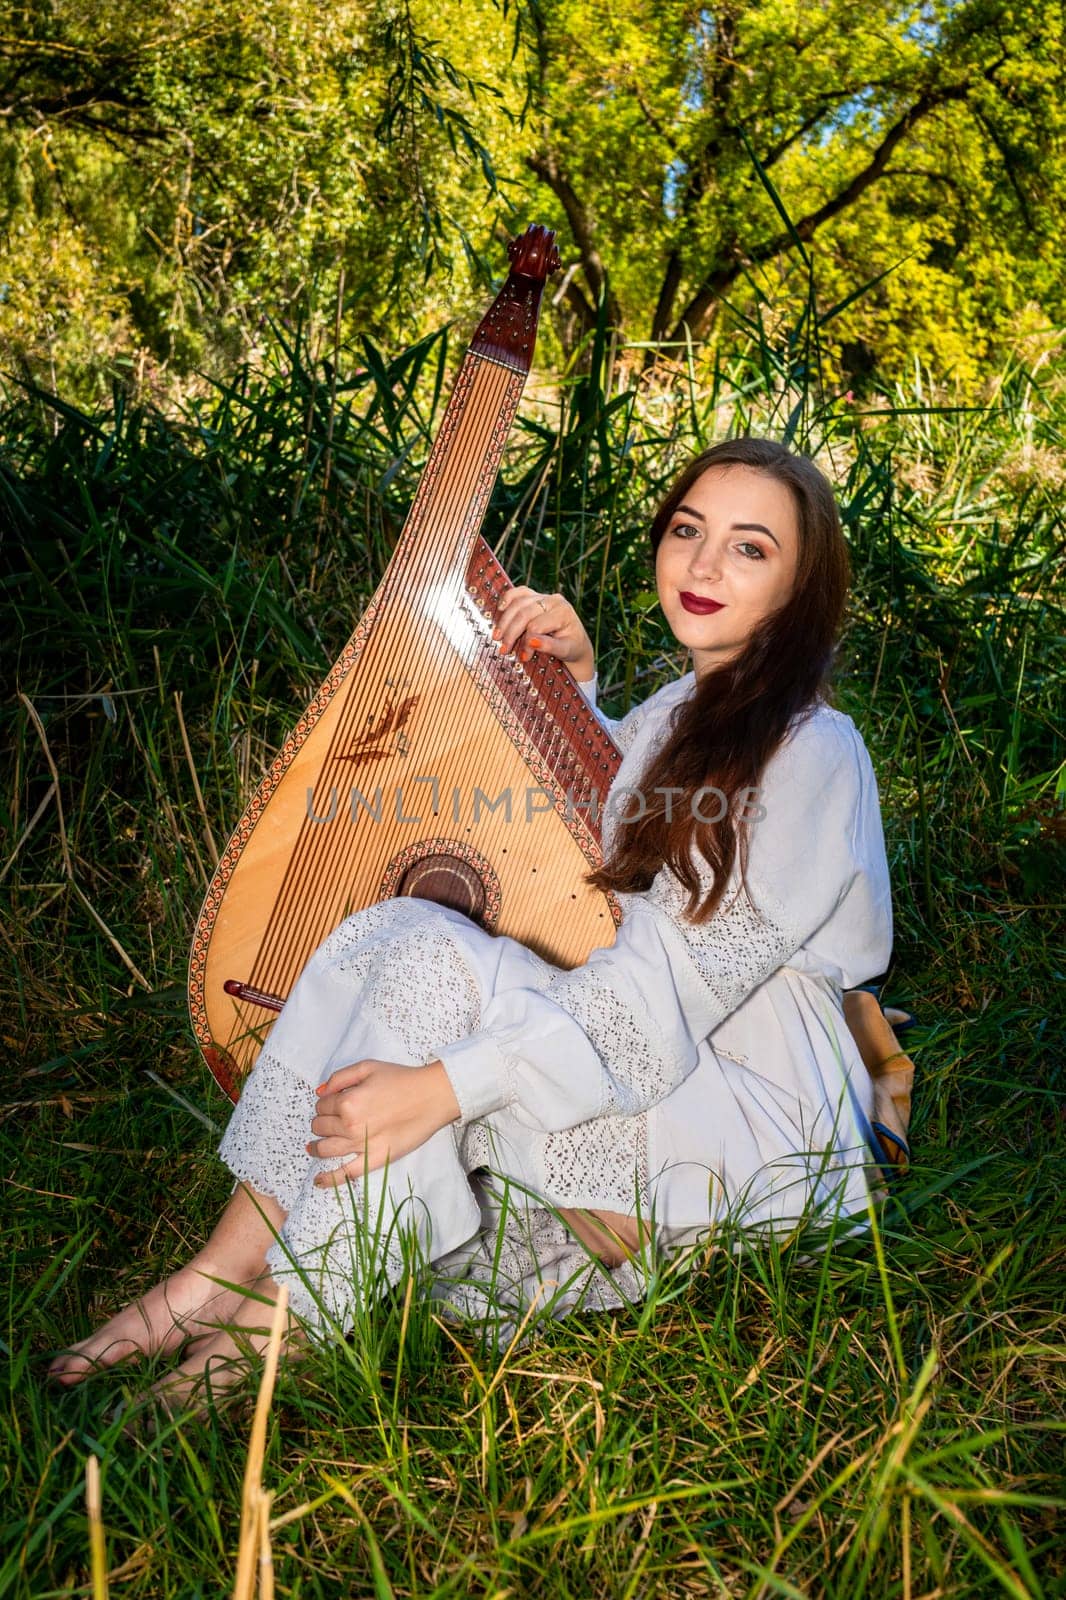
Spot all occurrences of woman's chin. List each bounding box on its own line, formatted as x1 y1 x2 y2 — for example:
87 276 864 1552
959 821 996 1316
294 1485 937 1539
666 618 740 663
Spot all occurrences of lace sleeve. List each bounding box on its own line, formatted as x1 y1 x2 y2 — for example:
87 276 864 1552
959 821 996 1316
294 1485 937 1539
437 877 800 1132
437 709 878 1135
611 701 654 755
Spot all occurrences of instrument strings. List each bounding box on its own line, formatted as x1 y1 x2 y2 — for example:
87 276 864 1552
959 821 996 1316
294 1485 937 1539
254 357 500 993
251 356 537 1001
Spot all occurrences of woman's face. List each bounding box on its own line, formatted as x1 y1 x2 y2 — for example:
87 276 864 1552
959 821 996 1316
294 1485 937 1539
654 463 801 679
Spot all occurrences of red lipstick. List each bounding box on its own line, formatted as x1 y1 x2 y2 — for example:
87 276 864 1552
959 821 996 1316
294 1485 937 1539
680 592 724 615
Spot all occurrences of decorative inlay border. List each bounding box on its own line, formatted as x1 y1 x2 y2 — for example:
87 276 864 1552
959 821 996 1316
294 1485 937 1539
461 537 625 930
187 597 382 1052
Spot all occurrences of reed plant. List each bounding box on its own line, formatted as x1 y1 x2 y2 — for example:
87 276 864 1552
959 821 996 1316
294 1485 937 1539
1 288 1063 1595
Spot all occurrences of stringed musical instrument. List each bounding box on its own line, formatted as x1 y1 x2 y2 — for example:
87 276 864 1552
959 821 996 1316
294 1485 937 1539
189 225 624 1101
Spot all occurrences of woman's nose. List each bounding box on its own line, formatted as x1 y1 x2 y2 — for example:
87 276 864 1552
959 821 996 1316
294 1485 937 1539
688 540 723 581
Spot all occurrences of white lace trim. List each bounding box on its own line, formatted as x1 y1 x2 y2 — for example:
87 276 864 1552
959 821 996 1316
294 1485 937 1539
218 1051 647 1337
643 867 799 1008
264 1179 421 1332
611 701 653 756
382 923 482 1058
217 1050 317 1212
540 1109 648 1213
315 896 429 957
220 1046 478 1334
541 963 678 1118
433 1198 646 1347
315 901 485 1063
217 1051 409 1332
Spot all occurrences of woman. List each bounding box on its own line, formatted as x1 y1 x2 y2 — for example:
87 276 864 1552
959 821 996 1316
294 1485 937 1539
51 437 898 1399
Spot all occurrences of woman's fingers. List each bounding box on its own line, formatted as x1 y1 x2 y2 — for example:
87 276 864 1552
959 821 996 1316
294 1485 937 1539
494 600 548 653
315 1061 370 1097
310 1090 369 1130
493 588 559 655
314 1156 369 1189
311 1095 349 1126
306 1135 366 1159
309 1108 346 1135
309 1140 389 1187
311 1071 384 1143
306 1060 453 1185
493 587 594 667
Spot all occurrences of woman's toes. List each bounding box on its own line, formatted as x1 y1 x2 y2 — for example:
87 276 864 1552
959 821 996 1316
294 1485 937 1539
47 1268 244 1386
49 1327 149 1385
147 1339 250 1416
49 1350 98 1385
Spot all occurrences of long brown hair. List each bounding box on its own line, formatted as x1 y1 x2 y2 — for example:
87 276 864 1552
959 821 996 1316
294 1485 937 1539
587 437 850 922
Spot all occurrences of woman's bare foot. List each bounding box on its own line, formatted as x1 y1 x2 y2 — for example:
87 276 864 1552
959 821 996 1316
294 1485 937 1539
144 1275 301 1416
48 1262 248 1386
50 1181 289 1388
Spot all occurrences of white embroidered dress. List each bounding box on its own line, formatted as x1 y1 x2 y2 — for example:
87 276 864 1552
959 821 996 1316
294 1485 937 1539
218 671 893 1332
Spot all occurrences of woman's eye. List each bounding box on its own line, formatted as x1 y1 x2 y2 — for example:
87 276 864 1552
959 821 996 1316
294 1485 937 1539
672 522 700 539
737 541 765 560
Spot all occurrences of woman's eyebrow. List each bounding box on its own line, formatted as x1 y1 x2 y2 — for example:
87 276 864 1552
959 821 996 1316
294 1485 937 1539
674 504 781 549
733 521 780 548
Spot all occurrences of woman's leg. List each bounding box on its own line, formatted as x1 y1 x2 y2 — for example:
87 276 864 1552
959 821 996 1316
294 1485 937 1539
49 1182 286 1385
51 901 526 1389
559 1207 647 1268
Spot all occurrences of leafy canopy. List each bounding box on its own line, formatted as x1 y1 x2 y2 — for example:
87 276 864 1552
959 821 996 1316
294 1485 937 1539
0 0 1062 395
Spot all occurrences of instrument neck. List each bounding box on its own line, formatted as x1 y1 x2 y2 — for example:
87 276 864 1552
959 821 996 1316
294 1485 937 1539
383 269 549 593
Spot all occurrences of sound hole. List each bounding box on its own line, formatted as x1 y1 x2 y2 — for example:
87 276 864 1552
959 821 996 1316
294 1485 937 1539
396 852 487 923
380 837 501 928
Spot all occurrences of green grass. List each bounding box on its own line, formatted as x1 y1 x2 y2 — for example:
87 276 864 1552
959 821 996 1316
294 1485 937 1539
1 310 1064 1596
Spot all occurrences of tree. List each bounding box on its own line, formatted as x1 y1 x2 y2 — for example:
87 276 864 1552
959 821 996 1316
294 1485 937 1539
508 0 1065 380
0 0 514 393
0 0 1062 396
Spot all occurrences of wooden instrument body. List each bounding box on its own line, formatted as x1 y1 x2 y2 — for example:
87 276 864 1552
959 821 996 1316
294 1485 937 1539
188 229 624 1101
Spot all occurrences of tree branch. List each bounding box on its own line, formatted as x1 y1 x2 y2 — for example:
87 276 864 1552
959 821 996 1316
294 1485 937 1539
0 83 154 119
650 246 685 344
620 64 677 154
525 150 622 327
880 164 965 192
969 106 1036 231
664 83 972 346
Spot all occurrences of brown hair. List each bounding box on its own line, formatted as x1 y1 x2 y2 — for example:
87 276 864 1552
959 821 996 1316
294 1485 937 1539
587 437 850 922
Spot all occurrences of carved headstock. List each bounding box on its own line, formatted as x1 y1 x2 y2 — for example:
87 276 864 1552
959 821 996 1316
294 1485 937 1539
471 224 561 372
508 224 562 281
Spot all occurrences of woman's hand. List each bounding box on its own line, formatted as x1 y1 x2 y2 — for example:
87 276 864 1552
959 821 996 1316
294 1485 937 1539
493 585 595 682
308 1059 460 1187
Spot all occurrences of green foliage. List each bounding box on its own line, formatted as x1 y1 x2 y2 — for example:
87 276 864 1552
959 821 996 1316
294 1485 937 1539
0 0 516 396
510 0 1066 383
1 0 1063 397
1 296 1064 1592
1 15 1064 1587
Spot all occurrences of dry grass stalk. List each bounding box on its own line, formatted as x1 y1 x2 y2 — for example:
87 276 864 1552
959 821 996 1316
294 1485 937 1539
233 1285 289 1600
85 1453 109 1600
18 694 73 878
0 778 57 886
257 1488 275 1600
174 689 220 867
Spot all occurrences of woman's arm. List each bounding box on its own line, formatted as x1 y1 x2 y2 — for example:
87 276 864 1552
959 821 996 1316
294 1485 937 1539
436 712 890 1135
